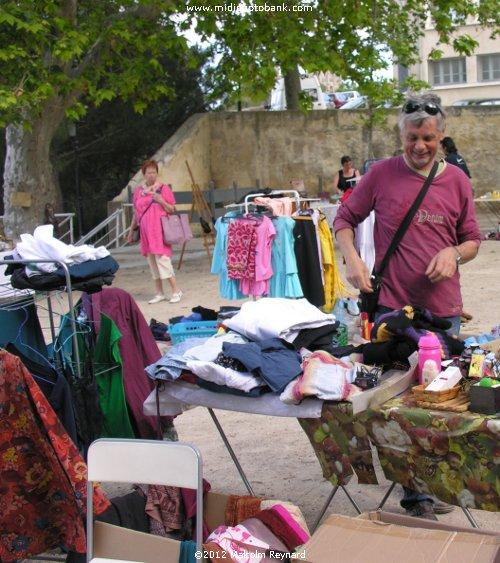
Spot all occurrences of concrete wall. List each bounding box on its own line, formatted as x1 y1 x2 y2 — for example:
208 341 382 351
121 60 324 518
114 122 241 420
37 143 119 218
116 106 499 201
114 113 211 202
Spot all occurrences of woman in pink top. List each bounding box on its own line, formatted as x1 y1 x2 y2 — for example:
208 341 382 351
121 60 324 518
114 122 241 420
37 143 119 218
127 160 183 304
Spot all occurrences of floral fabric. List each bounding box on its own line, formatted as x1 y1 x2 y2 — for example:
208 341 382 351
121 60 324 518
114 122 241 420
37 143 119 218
0 351 109 561
299 396 500 511
226 219 257 280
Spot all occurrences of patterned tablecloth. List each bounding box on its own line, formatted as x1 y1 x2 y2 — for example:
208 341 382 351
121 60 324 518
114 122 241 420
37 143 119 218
299 396 500 511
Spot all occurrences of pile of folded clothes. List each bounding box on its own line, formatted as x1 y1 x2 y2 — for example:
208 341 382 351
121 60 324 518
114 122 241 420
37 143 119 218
4 225 119 293
146 298 362 405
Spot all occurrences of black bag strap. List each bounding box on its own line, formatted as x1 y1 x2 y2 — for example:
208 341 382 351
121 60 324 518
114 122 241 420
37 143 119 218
375 160 439 277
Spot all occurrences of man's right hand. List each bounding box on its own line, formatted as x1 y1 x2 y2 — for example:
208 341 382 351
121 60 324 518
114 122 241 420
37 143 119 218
345 255 373 293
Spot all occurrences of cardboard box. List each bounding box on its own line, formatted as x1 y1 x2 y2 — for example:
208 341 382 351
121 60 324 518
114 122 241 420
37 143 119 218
93 491 229 563
301 511 500 563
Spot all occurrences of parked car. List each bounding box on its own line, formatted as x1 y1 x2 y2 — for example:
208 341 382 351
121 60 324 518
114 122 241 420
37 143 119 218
339 96 368 109
452 98 500 106
268 75 327 110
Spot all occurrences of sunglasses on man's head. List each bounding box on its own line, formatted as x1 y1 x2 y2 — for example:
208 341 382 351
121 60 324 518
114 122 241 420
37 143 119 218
402 101 443 116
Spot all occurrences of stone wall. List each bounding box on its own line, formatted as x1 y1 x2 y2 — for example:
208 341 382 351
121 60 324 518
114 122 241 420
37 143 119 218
115 105 499 200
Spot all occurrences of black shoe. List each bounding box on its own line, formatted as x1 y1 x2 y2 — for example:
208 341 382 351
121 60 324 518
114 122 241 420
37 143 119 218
407 501 438 520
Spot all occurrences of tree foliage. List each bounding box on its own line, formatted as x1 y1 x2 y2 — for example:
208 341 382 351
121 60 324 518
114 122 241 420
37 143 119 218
180 0 499 110
0 0 187 126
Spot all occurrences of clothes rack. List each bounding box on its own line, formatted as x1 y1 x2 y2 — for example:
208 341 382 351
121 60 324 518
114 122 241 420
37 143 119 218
1 259 82 378
244 189 301 213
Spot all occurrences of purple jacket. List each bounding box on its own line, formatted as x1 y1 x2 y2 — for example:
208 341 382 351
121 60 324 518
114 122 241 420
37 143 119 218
91 288 166 438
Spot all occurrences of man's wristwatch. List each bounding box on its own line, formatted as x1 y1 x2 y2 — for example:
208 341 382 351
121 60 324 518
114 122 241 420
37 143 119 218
454 246 463 265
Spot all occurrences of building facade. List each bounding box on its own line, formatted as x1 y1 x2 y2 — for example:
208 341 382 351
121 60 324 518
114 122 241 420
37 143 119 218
395 18 500 105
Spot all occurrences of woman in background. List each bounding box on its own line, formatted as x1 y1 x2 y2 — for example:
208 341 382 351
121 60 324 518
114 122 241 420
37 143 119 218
127 159 183 304
333 156 361 202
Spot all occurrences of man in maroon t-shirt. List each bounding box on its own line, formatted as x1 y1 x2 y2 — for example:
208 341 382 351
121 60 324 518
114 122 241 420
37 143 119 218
334 93 481 519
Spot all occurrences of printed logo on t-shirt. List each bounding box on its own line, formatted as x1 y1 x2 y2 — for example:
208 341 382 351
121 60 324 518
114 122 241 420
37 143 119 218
415 209 445 225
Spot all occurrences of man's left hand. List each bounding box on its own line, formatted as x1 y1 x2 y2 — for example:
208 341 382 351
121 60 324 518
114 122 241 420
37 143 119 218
425 247 458 283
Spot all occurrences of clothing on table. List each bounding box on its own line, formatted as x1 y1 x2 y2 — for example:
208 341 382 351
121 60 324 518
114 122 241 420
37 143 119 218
90 288 169 438
143 380 323 419
211 216 245 300
222 338 302 393
133 183 176 257
0 351 109 562
370 305 465 358
192 306 218 320
240 215 276 297
147 254 175 280
215 352 247 371
334 156 481 317
193 376 268 398
94 313 135 438
280 350 358 404
293 218 325 307
227 218 258 280
269 217 303 298
146 338 207 381
363 305 464 366
224 297 335 343
186 360 265 393
291 323 340 352
185 332 248 363
445 152 471 178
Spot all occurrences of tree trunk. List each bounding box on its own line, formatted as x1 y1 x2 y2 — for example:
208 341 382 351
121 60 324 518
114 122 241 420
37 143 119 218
3 100 65 241
284 66 301 111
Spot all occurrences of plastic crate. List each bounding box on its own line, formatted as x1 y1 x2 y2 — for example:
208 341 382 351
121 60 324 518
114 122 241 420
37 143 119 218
331 322 348 347
168 320 218 345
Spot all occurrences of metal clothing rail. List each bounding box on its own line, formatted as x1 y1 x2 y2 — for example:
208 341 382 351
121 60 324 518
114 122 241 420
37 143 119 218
1 259 82 377
244 190 301 214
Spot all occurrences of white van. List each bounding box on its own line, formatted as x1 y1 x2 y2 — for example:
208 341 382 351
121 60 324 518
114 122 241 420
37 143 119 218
268 75 327 110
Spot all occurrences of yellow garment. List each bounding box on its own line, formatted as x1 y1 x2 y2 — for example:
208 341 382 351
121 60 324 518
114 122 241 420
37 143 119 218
318 216 346 312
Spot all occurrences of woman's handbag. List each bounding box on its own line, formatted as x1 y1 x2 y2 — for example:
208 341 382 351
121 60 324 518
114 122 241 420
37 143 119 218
359 161 439 321
161 213 193 245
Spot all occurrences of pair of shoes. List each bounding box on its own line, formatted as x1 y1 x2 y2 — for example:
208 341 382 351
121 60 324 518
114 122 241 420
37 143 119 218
148 294 166 304
432 499 455 514
407 501 438 520
169 290 183 303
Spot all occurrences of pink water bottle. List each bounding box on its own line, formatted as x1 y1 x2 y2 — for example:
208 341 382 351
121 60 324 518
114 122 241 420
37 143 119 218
418 333 442 385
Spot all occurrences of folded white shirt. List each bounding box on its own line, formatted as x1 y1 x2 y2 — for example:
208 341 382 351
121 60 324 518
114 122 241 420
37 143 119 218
16 225 110 274
184 331 247 362
224 298 335 342
186 360 264 392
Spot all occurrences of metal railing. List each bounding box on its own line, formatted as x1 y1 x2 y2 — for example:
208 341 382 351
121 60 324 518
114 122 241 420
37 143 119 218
54 213 75 244
75 207 130 249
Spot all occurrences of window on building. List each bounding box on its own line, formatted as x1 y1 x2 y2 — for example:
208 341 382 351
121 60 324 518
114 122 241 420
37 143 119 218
429 58 466 85
478 54 500 82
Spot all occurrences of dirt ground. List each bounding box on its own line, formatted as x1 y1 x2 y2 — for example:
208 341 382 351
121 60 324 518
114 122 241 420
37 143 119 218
111 239 500 531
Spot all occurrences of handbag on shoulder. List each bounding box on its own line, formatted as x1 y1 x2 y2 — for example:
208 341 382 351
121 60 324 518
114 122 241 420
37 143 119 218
359 161 439 321
161 213 193 245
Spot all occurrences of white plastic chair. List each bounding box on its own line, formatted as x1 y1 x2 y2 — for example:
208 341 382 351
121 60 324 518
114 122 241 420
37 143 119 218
86 439 203 563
